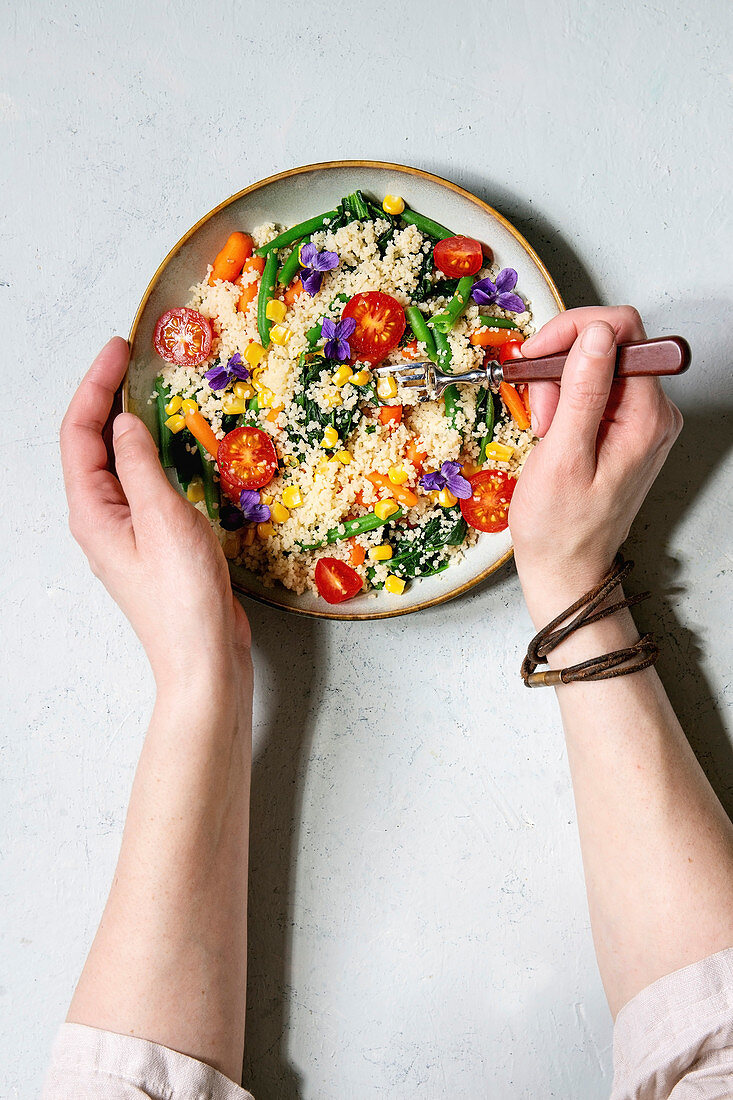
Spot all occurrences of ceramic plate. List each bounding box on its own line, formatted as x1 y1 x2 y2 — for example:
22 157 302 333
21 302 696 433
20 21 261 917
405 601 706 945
126 161 564 619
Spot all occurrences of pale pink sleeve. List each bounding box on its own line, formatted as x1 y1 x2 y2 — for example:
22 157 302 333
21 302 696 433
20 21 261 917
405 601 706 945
611 946 733 1099
42 1023 255 1100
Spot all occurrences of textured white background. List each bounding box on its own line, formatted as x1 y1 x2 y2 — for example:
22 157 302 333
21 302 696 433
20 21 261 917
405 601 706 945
2 2 732 1097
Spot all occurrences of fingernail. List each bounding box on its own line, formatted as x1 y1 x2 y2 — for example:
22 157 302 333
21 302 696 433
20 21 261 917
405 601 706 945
580 322 615 355
113 412 136 437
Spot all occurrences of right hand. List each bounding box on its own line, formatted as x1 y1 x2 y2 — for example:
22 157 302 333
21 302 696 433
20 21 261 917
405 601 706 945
60 338 252 692
508 306 683 624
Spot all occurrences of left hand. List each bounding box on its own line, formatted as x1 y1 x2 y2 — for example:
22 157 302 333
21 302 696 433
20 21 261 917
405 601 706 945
60 337 251 691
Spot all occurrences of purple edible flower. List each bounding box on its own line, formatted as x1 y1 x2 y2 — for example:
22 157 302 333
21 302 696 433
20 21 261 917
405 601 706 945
219 504 245 531
419 460 472 500
470 268 525 313
298 242 340 296
204 352 250 391
239 489 271 524
321 316 356 362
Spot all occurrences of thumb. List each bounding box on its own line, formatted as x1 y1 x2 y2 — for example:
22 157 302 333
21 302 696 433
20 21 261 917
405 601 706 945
113 413 180 516
544 321 617 466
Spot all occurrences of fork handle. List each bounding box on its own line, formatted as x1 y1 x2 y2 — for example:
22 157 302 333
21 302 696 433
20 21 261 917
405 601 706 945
500 336 691 385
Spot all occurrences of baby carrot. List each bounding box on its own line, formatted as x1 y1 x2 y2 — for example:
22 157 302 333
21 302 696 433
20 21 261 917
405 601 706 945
184 409 220 459
236 255 266 312
349 540 366 566
469 327 523 348
499 381 531 431
209 232 253 286
366 471 418 508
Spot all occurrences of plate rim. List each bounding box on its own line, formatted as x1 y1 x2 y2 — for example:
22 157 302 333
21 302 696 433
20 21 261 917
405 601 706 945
125 159 565 620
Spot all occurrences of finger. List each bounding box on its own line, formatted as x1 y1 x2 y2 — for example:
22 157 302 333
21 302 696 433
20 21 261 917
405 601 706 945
521 305 646 357
112 413 181 521
60 337 130 491
544 321 617 466
528 380 560 437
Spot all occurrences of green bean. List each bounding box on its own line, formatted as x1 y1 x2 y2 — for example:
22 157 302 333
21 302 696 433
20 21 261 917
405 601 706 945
477 390 496 466
195 441 220 520
404 306 437 363
401 208 452 240
300 507 404 550
430 275 475 334
443 384 460 429
154 377 173 468
276 238 305 287
478 314 519 330
430 325 453 373
257 251 279 347
255 210 339 256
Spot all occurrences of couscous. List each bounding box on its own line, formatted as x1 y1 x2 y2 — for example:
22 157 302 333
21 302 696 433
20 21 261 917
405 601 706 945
151 189 535 604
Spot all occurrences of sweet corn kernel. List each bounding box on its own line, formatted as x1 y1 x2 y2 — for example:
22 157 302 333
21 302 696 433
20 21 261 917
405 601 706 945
484 441 515 462
164 394 182 415
265 299 287 323
233 380 253 399
384 574 406 595
461 462 481 477
388 465 408 485
321 426 339 448
257 522 275 540
374 499 399 521
164 413 186 434
285 455 299 468
181 399 198 415
348 369 371 386
332 364 352 387
222 394 246 415
244 341 265 367
260 493 272 505
242 525 256 547
269 502 290 524
334 449 352 464
270 324 292 346
256 386 274 407
382 194 405 215
186 480 206 504
438 488 458 508
376 375 398 400
323 390 343 407
369 544 393 562
282 486 303 508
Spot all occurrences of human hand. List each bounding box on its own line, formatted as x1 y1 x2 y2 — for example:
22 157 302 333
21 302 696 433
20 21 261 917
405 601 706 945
508 306 683 625
60 338 251 691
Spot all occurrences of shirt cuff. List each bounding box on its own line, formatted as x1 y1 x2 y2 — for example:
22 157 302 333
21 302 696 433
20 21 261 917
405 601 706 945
611 946 733 1100
42 1022 255 1100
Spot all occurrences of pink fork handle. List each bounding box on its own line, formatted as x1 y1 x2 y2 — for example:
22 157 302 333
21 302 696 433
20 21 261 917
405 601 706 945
501 336 691 385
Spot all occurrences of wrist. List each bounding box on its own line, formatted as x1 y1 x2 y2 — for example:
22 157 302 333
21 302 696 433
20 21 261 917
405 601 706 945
515 550 618 630
152 640 253 715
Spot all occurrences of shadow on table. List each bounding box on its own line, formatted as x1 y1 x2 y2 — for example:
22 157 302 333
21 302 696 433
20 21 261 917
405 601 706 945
626 401 733 814
241 600 321 1099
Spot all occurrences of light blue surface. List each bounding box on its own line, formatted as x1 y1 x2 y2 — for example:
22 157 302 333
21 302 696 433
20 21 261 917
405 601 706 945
1 2 731 1097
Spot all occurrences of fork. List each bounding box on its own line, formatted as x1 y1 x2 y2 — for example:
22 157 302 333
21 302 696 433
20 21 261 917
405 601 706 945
372 336 691 402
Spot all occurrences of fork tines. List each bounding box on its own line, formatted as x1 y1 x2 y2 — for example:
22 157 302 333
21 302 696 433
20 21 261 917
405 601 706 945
372 362 430 389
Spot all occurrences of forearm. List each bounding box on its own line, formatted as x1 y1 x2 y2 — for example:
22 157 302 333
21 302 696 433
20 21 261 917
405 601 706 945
522 578 733 1016
68 651 253 1081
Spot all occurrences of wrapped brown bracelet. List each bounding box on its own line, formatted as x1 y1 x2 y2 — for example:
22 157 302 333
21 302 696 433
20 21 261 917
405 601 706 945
521 554 659 687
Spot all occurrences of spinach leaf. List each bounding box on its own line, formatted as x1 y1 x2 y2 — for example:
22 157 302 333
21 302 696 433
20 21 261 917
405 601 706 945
387 507 468 579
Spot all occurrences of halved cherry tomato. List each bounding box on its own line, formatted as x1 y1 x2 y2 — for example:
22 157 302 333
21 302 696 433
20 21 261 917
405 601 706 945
498 340 525 364
433 236 483 278
378 404 403 427
469 327 523 348
342 292 406 363
153 308 212 367
314 557 362 604
217 426 278 497
460 470 517 533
